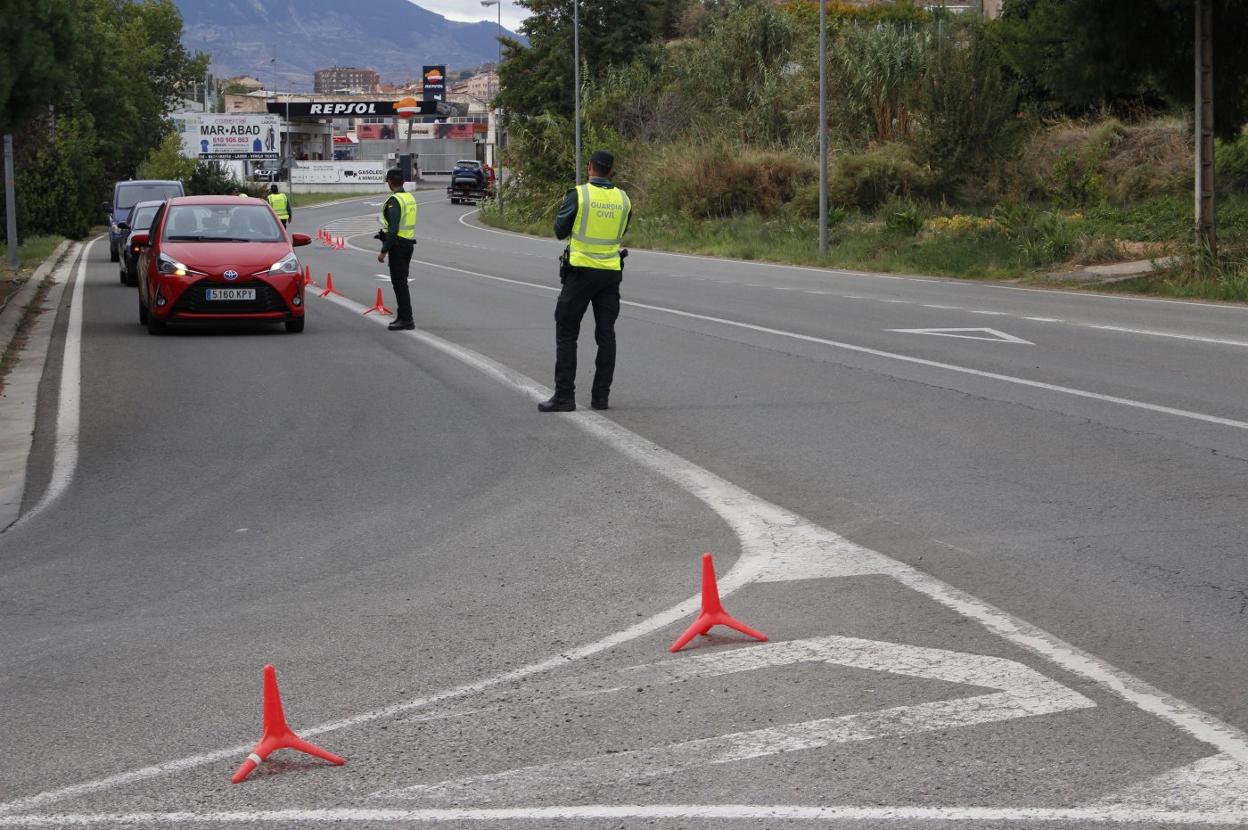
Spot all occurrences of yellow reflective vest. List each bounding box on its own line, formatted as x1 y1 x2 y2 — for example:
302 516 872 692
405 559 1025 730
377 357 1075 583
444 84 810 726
568 183 630 270
380 191 418 239
267 192 290 219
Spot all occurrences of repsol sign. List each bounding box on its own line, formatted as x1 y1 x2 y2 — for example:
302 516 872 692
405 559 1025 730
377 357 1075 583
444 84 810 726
269 100 436 118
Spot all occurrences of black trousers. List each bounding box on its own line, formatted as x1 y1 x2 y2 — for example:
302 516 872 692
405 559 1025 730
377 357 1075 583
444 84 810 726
553 265 622 401
387 239 414 321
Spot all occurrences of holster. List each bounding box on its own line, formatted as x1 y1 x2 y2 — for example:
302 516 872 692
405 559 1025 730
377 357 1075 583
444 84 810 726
558 247 571 284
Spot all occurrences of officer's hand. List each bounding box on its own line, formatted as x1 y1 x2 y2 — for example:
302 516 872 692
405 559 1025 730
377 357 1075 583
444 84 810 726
377 252 386 263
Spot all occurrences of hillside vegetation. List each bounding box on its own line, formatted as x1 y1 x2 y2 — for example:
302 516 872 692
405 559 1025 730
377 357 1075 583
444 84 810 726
486 0 1248 298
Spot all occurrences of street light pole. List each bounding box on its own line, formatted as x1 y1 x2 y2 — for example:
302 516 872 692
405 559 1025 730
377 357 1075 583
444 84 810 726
573 0 581 184
482 0 503 210
818 0 828 255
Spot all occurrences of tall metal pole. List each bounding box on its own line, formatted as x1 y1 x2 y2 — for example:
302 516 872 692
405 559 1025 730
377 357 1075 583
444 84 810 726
573 0 581 185
4 134 16 269
497 0 503 211
1194 0 1216 259
818 0 828 255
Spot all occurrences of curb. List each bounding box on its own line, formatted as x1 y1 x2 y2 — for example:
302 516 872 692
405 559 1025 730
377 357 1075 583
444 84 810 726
0 240 72 358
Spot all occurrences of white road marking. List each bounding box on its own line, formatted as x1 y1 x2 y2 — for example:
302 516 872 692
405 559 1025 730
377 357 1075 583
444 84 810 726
922 304 960 309
1086 324 1248 349
1089 753 1248 812
5 805 1248 825
10 240 94 530
379 635 1092 804
879 298 911 304
967 309 1008 316
1025 316 1064 322
888 327 1033 344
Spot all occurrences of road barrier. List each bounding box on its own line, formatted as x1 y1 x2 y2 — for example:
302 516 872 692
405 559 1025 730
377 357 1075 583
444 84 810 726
231 665 345 784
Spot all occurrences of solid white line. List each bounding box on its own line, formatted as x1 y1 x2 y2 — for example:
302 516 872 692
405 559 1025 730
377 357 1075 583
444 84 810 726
401 255 1248 432
1086 324 1248 349
3 805 1248 825
10 239 94 529
1025 316 1064 322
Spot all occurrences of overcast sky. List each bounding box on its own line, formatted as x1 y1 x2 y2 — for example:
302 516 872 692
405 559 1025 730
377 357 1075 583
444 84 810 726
416 0 530 32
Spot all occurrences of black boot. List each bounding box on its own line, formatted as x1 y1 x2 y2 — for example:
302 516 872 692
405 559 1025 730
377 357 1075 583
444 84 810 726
537 397 575 412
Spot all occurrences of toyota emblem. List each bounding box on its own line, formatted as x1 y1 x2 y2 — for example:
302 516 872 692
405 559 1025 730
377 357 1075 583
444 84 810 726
223 270 239 281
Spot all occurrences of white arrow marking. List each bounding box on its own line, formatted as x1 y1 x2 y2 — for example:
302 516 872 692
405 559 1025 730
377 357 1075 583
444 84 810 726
377 635 1093 805
888 327 1033 344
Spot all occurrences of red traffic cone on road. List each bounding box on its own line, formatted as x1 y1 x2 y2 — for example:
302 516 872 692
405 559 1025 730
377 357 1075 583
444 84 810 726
319 273 342 298
337 236 347 250
230 664 345 784
363 287 393 316
669 552 768 653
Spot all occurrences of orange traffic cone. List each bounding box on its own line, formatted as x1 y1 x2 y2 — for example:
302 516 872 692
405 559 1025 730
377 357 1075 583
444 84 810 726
669 553 767 653
363 287 392 316
337 236 347 250
319 273 342 298
230 664 344 784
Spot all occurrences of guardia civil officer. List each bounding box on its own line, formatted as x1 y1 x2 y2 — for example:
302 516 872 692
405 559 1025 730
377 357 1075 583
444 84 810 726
538 150 631 412
376 167 418 331
267 184 291 226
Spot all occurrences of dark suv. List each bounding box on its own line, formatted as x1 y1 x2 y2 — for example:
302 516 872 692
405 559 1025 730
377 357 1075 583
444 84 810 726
104 180 184 262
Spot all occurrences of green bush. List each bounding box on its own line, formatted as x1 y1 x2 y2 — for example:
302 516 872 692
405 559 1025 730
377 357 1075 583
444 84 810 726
186 161 242 196
883 198 925 235
916 23 1028 193
137 133 197 183
1220 131 1248 194
829 142 935 210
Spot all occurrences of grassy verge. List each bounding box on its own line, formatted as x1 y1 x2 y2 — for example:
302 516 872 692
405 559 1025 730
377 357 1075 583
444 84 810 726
0 278 53 394
480 193 1248 300
0 236 66 271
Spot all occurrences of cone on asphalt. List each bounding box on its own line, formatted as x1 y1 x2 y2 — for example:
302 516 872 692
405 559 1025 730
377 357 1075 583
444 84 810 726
669 552 768 653
230 664 345 784
319 273 342 298
363 287 393 316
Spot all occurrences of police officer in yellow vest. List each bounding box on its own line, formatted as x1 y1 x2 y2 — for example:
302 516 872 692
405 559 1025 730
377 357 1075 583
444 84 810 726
267 184 291 226
539 150 632 412
376 168 418 331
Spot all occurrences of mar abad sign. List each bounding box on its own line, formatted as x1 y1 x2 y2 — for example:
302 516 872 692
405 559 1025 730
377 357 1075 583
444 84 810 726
178 114 280 161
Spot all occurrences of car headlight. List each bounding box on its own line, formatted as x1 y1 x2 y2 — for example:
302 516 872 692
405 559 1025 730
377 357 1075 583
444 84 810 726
157 252 191 276
267 252 300 275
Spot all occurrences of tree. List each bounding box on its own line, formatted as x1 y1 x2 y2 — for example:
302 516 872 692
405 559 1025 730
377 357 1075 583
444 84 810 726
0 0 77 135
997 0 1248 137
497 0 688 119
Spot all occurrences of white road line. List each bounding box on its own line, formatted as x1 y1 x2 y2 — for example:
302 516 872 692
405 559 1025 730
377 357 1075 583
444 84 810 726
4 805 1248 825
922 304 960 309
395 254 1248 432
1025 316 1064 322
967 309 1008 316
1086 324 1248 349
10 240 94 530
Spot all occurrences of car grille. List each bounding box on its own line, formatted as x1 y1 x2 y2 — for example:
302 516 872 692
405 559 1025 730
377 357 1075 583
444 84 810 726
171 281 288 315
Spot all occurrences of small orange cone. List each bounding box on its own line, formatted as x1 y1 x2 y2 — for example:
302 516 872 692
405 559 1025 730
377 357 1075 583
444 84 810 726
363 287 393 316
319 273 342 298
669 553 767 653
337 236 347 250
230 664 345 784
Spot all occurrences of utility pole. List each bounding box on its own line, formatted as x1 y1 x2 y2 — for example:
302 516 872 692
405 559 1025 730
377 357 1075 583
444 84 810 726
1194 0 1216 260
4 134 16 269
818 0 828 255
573 0 581 185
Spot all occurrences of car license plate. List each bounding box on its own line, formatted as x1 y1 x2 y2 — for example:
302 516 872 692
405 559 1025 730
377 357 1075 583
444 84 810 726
204 288 256 301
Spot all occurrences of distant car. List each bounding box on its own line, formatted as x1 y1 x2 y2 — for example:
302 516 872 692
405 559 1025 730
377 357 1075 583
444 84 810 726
104 180 184 263
251 165 286 182
131 196 312 335
451 159 485 188
117 201 165 287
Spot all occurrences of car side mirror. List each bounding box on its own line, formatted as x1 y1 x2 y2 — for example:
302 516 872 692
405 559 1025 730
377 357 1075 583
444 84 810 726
131 232 150 247
290 233 311 247
116 221 130 232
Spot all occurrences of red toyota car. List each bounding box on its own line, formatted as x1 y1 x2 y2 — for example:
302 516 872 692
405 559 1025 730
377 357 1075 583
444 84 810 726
132 196 311 334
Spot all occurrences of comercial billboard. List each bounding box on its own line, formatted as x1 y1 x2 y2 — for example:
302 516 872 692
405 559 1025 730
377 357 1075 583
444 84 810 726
422 66 446 102
179 114 281 160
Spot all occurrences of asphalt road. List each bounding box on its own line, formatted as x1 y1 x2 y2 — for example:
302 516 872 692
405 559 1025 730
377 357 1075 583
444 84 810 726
3 192 1248 828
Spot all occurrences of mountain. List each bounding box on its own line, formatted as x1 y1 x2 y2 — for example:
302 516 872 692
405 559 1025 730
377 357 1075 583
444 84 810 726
174 0 521 86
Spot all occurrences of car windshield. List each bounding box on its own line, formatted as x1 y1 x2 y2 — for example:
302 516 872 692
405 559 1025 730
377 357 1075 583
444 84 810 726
128 206 159 231
456 161 480 169
117 184 182 210
162 204 284 243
